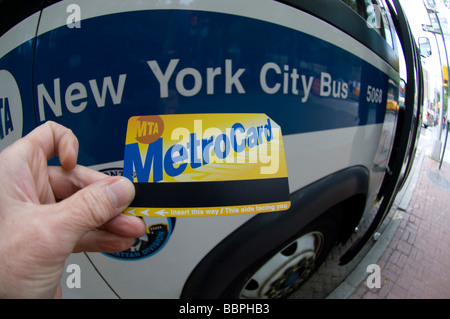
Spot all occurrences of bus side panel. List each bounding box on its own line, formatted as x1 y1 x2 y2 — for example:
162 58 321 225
0 0 401 298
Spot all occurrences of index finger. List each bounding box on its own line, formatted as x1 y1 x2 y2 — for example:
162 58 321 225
23 121 79 170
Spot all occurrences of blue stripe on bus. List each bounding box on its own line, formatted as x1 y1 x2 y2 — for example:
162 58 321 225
2 9 393 166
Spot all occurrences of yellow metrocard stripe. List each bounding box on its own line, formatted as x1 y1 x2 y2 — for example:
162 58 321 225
123 113 288 184
124 201 291 217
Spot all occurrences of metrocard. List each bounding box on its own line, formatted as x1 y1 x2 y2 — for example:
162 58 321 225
123 115 280 183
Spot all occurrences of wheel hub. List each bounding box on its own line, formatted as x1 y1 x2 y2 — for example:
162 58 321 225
240 232 323 299
265 255 316 298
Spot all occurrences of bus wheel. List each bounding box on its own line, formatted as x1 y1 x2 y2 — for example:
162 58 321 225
233 218 337 299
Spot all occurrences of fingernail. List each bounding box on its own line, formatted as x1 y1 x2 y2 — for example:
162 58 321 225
107 177 135 210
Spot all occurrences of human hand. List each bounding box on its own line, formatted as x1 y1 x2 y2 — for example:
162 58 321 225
0 121 145 298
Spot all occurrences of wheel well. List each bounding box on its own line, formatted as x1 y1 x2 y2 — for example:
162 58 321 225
181 166 369 298
332 194 366 244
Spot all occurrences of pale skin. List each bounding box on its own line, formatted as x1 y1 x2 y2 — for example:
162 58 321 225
0 121 146 298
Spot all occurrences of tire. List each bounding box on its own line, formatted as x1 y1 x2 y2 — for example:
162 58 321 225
181 168 367 299
222 216 338 299
181 209 340 299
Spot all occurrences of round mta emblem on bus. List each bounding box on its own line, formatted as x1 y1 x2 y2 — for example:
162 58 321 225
106 215 175 260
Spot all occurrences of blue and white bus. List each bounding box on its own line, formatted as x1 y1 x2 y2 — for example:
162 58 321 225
0 0 422 298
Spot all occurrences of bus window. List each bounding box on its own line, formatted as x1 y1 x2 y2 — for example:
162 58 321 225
340 0 395 48
377 0 395 48
341 0 365 16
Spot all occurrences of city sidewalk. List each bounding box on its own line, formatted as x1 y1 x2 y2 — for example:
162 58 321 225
349 131 450 299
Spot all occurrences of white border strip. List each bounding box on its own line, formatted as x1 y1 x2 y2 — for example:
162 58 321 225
0 12 40 59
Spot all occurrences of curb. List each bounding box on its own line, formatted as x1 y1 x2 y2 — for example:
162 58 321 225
326 146 426 299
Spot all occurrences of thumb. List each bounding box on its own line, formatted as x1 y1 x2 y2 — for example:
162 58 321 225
56 176 135 237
